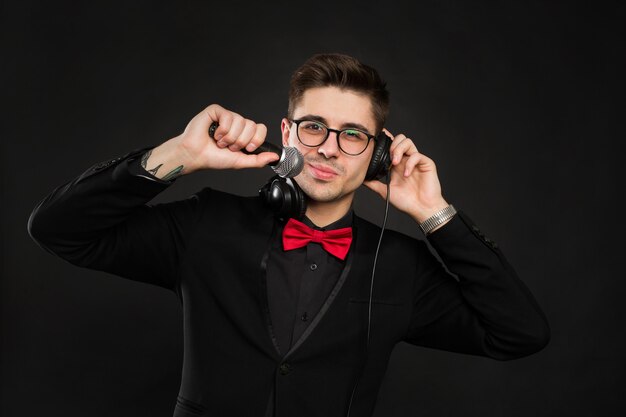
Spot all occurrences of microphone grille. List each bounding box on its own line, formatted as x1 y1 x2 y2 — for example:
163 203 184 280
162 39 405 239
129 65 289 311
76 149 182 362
272 147 304 178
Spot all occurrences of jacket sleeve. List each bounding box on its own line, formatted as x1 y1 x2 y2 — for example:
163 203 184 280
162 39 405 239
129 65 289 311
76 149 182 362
27 147 205 292
404 211 550 360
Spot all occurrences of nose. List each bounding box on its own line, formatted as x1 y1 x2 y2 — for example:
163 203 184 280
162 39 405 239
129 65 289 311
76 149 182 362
318 131 341 158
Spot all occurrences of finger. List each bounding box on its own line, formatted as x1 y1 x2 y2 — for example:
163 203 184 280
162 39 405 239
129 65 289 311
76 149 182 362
219 115 245 148
389 135 408 165
391 137 418 165
203 104 224 130
389 133 407 153
406 152 436 177
403 152 423 177
214 112 234 142
229 119 257 152
363 180 388 199
245 123 268 152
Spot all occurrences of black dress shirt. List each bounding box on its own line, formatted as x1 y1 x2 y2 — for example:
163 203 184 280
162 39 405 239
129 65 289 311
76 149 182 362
265 212 352 356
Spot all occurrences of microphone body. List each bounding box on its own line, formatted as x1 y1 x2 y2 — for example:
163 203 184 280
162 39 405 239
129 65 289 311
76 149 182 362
209 122 303 178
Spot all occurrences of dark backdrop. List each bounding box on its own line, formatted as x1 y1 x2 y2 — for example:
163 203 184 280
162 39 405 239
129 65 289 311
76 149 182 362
2 1 624 416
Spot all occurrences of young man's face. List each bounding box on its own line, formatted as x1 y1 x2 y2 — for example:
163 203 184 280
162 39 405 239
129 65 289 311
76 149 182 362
281 86 377 205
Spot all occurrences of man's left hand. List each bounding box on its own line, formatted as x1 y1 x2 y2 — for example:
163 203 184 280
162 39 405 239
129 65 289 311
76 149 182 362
363 129 450 224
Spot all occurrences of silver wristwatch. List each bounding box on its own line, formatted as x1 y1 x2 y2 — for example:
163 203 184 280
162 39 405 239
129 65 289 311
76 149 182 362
419 205 457 235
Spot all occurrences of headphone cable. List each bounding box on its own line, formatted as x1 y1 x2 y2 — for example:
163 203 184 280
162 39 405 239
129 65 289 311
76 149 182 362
346 170 391 416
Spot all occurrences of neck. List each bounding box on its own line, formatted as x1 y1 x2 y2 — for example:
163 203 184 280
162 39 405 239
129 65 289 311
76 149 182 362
305 196 353 228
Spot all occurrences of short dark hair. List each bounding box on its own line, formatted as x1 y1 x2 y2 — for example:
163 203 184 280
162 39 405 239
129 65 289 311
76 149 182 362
287 53 389 133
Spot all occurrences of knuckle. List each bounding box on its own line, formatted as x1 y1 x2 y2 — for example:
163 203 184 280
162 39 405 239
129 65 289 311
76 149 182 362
230 116 242 128
227 120 244 137
207 103 222 113
220 113 233 128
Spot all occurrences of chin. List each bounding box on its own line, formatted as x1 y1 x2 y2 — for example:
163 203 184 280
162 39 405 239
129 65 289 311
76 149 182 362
302 184 342 203
295 177 340 202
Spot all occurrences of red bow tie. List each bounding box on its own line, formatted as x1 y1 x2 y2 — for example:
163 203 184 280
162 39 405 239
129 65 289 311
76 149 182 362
282 218 353 261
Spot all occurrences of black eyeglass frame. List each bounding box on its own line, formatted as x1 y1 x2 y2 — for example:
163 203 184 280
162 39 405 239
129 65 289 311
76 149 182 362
289 119 377 156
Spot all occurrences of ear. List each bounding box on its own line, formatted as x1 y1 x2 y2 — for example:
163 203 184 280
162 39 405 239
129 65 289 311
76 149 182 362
281 118 292 147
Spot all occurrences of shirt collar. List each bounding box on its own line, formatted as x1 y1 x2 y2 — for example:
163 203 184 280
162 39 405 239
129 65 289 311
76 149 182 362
302 210 354 231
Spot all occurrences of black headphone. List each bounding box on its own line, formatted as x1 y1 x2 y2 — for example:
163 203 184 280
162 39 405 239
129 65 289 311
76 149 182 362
260 132 392 219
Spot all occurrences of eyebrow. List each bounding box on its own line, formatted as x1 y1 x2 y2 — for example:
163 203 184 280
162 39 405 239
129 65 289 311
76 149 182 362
296 114 373 135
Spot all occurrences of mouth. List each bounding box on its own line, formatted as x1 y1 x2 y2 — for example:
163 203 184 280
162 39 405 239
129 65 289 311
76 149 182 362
307 162 339 180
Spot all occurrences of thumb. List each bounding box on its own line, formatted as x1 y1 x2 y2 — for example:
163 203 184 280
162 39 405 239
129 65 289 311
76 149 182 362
236 152 280 169
363 180 388 199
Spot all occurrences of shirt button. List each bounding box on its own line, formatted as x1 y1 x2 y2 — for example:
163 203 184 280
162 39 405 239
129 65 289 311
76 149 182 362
279 363 292 375
310 263 318 271
301 312 308 322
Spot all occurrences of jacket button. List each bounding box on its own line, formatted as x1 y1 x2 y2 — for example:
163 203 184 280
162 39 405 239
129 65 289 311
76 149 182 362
279 363 292 375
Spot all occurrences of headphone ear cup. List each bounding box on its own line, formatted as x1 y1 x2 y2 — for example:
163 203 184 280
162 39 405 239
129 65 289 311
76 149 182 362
365 132 392 181
289 178 307 220
259 176 307 220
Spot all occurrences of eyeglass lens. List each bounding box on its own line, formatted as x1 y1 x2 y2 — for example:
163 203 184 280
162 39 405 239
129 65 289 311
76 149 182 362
297 121 369 155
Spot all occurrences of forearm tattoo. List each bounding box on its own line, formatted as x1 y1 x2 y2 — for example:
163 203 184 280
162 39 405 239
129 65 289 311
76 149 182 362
162 166 184 181
140 149 184 181
140 149 162 175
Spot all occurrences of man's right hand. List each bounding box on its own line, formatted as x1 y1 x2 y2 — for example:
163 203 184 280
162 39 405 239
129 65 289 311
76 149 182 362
143 104 280 179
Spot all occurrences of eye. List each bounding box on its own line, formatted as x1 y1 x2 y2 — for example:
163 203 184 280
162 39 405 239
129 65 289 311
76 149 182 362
341 129 368 141
301 121 325 133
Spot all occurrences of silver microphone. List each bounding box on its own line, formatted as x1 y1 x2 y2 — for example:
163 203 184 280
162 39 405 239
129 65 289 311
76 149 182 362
209 122 303 178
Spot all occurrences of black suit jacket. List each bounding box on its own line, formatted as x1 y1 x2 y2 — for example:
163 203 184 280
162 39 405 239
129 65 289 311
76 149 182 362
28 147 550 417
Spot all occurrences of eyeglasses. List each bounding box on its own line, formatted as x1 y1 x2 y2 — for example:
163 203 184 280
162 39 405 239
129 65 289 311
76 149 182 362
290 119 375 156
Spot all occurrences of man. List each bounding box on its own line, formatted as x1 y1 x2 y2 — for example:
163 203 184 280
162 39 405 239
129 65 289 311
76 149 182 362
28 53 549 417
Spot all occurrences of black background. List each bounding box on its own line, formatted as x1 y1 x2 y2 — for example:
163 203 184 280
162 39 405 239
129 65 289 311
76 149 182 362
2 1 624 416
